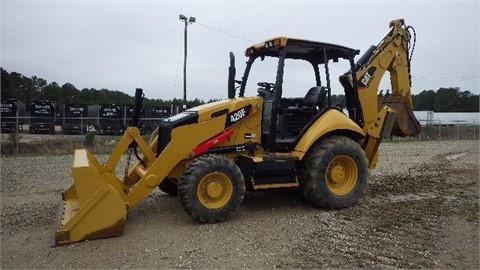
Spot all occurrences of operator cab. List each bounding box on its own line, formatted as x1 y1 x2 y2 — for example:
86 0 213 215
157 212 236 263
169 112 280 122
231 37 359 152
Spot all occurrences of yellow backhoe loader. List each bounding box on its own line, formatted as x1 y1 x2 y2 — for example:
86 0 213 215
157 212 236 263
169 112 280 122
54 19 421 245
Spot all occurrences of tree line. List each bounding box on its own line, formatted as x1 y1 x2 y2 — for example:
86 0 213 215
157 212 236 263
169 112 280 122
1 68 478 112
0 68 209 110
412 88 478 112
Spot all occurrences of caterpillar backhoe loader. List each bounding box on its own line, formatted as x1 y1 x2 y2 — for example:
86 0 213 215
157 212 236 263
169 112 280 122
54 19 421 245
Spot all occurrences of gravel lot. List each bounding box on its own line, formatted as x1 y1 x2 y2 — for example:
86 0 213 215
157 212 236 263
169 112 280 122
1 140 479 269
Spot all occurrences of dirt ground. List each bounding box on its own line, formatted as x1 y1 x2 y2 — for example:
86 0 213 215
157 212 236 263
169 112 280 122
1 140 479 269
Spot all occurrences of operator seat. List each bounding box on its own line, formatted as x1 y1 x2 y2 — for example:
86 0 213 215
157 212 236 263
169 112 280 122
279 86 328 136
286 86 327 115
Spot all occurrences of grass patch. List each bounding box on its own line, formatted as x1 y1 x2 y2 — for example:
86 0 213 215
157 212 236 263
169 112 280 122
1 135 118 156
1 132 155 156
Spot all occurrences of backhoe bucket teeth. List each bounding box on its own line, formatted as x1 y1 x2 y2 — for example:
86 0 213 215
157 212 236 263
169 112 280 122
54 149 127 246
379 95 421 137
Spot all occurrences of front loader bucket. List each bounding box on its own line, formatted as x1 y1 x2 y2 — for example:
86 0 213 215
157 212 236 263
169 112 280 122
54 149 127 246
379 94 421 137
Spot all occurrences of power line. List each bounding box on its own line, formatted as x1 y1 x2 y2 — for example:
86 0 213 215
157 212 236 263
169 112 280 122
411 75 477 80
194 21 254 43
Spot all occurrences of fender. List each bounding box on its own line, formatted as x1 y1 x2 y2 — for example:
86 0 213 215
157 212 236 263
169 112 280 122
293 109 365 159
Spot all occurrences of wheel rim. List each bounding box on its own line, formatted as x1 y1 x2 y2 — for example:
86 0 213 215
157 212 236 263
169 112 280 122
197 172 233 209
325 155 358 196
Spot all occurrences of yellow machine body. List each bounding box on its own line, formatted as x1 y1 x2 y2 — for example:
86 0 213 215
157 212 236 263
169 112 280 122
54 19 420 246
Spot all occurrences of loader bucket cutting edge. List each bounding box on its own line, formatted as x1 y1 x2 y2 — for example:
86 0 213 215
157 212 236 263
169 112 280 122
53 149 127 246
379 95 421 137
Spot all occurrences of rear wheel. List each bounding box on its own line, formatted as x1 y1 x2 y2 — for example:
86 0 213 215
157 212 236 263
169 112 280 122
179 154 245 223
299 136 368 209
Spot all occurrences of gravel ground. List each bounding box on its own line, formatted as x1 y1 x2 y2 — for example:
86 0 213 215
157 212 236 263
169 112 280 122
1 140 479 269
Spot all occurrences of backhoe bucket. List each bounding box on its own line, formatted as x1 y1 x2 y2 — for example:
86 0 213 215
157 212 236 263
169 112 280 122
379 94 421 137
54 149 127 246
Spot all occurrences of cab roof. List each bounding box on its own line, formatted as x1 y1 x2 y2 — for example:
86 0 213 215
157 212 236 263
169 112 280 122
245 36 359 64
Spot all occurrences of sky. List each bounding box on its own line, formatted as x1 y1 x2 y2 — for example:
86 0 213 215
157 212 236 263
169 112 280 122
1 0 479 101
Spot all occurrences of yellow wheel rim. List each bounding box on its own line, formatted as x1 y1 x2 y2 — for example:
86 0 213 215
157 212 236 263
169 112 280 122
197 172 233 209
326 155 358 196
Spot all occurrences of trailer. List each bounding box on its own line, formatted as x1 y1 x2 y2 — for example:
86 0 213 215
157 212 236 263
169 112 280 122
1 99 25 133
98 104 123 135
29 100 55 134
144 106 170 134
62 104 88 135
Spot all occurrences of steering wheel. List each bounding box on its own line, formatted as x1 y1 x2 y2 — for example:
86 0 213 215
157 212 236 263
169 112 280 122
257 82 275 92
257 82 275 98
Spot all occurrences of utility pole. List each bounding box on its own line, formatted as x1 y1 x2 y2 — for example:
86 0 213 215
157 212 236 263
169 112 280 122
179 14 196 110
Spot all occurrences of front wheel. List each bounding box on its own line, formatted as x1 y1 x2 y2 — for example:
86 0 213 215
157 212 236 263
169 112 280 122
178 154 245 223
299 136 368 209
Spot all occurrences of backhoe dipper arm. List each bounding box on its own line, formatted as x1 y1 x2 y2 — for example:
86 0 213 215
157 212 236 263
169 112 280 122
341 19 421 168
353 19 416 129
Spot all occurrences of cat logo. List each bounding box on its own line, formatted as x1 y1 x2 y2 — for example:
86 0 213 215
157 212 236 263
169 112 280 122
358 67 377 90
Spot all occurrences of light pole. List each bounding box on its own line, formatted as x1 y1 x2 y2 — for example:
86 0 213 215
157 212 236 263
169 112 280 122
179 14 196 110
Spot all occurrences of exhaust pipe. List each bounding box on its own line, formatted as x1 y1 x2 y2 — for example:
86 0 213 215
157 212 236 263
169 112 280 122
228 52 236 99
131 88 143 127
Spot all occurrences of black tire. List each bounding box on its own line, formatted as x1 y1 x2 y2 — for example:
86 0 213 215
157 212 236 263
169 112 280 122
158 178 178 196
178 154 245 223
299 135 368 209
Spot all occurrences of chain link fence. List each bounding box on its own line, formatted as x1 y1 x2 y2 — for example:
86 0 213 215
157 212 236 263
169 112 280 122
417 123 479 140
2 115 479 155
1 116 167 135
